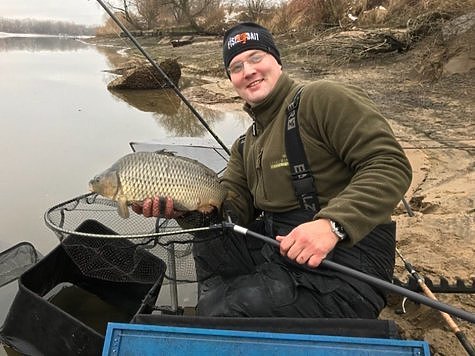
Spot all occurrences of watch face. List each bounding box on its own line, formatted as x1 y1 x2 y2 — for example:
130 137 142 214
331 220 347 240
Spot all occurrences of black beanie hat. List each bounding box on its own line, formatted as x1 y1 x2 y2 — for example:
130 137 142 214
223 22 281 72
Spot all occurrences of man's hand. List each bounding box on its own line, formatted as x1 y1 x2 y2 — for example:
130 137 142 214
276 219 339 268
131 196 184 219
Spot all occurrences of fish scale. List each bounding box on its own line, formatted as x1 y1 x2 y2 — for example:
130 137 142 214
89 151 229 218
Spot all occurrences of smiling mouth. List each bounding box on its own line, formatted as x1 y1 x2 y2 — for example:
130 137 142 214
247 79 263 88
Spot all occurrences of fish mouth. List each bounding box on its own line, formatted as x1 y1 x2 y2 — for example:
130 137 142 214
88 176 100 192
88 180 96 192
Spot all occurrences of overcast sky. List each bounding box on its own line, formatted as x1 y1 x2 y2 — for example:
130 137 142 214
0 0 107 26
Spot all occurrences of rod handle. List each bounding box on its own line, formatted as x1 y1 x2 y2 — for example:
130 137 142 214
456 331 475 356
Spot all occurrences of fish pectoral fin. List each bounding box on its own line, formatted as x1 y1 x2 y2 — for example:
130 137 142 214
197 204 216 214
117 196 130 219
196 199 221 214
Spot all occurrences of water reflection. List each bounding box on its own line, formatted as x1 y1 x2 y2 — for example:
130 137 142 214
95 43 130 69
109 88 224 137
0 35 89 52
159 103 223 137
109 88 181 115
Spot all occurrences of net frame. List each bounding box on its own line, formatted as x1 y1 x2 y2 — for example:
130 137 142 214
44 193 223 286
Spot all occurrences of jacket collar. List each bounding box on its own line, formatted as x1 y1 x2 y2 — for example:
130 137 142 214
243 73 296 132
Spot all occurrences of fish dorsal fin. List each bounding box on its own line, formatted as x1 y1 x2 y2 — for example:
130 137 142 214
154 149 176 156
153 150 218 176
179 155 219 176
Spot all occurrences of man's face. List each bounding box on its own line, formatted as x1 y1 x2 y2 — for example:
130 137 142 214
228 50 282 106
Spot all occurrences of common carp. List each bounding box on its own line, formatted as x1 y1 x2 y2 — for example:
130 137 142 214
89 151 231 218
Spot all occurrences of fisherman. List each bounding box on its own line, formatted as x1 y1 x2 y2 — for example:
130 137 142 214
133 22 412 319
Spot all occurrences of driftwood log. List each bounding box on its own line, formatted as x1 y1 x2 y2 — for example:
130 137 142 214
170 35 194 47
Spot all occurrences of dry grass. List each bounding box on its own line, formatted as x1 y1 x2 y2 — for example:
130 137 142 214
266 0 475 33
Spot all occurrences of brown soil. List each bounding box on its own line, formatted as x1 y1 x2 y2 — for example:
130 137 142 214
88 21 474 354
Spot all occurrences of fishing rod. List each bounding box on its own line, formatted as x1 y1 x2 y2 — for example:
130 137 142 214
396 248 475 356
214 221 475 324
95 0 231 156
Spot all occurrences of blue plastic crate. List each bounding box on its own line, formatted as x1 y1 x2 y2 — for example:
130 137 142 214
103 322 430 355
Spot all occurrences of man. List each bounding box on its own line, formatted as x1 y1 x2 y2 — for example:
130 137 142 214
135 22 412 318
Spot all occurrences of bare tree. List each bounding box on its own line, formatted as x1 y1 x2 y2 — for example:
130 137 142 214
106 0 142 29
246 0 268 22
135 0 161 29
160 0 222 32
106 0 223 32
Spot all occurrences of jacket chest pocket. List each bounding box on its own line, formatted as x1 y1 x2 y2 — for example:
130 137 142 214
260 149 295 205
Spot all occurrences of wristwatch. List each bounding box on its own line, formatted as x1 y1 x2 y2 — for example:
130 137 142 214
330 220 347 241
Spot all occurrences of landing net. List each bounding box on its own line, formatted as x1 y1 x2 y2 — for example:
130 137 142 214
44 193 222 284
0 242 42 287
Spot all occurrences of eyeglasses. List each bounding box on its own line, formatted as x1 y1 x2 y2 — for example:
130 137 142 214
228 52 268 75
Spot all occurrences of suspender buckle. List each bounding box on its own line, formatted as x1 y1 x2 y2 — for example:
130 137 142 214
291 174 315 196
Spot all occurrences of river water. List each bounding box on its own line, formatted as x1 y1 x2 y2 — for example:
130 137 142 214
0 33 249 254
0 33 250 324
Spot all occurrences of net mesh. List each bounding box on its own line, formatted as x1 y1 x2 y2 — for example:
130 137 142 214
0 242 42 287
44 193 222 284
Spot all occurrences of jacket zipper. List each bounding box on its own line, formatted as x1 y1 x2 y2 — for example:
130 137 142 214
255 148 267 200
249 110 268 201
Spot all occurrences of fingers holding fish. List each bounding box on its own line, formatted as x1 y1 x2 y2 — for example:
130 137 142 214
131 196 185 219
131 201 144 215
149 196 184 218
143 198 154 218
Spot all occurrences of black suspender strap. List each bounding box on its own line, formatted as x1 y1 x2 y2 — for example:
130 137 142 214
285 86 320 212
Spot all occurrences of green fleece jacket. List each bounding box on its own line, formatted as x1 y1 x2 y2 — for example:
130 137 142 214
221 73 412 245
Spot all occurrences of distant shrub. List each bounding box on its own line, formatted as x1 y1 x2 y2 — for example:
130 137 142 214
95 13 137 36
201 6 227 34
